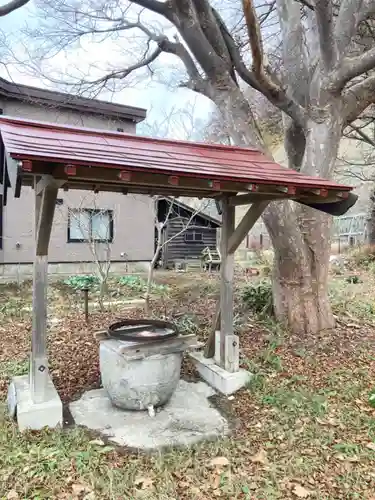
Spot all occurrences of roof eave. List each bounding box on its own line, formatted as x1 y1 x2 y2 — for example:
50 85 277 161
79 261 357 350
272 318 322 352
0 78 147 123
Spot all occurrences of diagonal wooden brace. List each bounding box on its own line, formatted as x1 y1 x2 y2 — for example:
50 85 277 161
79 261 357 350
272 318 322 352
204 200 270 359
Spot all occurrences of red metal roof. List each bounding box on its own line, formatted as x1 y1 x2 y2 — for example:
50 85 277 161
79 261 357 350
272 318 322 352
0 115 352 191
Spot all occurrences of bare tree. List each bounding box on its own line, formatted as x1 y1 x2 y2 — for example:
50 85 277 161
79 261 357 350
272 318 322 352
22 0 375 335
64 194 113 311
145 196 209 314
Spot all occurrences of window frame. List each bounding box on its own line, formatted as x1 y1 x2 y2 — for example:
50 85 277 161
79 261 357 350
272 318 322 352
67 208 114 243
184 229 204 243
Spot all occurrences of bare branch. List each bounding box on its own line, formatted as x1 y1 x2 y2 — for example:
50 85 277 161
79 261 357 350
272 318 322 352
240 0 306 127
345 123 375 147
0 0 29 16
343 75 375 124
158 36 202 87
314 0 337 71
296 0 314 10
331 46 375 91
70 46 163 87
335 0 368 57
191 0 231 63
129 0 170 17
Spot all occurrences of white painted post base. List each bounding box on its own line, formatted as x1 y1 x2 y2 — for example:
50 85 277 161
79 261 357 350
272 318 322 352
189 351 252 395
7 374 63 431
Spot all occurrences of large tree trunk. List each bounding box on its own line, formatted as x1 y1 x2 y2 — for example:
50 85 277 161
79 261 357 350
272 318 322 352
215 84 342 334
266 116 342 334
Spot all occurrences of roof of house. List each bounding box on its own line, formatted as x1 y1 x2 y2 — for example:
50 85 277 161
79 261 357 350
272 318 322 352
0 115 357 217
160 197 221 226
0 78 146 123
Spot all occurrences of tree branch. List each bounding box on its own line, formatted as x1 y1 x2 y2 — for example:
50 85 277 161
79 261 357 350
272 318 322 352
241 0 306 127
345 122 375 147
129 0 170 17
72 46 163 87
0 0 29 16
191 0 231 63
297 0 314 10
343 75 375 124
335 0 367 57
314 0 337 71
331 46 375 91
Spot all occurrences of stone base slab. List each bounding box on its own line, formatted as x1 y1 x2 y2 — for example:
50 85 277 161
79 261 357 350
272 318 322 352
189 351 252 395
8 374 63 431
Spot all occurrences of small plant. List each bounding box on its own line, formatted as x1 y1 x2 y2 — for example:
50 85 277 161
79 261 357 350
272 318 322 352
0 358 29 378
345 275 361 284
368 388 375 408
242 280 273 316
117 275 169 294
64 275 99 290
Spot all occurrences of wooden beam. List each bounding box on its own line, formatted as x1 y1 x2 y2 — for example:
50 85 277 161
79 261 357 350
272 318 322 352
30 254 49 403
35 181 59 256
229 192 286 206
205 200 270 359
35 174 66 196
228 201 270 254
30 176 58 403
219 196 235 368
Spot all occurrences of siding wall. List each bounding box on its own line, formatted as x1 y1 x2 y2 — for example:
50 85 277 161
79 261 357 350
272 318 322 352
0 97 155 264
163 218 217 267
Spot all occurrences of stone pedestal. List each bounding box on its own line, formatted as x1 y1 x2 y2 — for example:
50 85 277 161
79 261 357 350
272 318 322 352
8 374 63 431
189 351 252 395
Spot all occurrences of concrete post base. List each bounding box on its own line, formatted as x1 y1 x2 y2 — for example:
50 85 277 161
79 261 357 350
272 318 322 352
7 374 63 431
189 351 252 395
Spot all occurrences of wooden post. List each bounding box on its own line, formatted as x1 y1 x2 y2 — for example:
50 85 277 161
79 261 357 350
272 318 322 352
204 201 270 359
30 176 60 403
219 196 235 369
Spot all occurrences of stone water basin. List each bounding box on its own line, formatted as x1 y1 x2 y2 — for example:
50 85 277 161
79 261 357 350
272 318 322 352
100 319 193 411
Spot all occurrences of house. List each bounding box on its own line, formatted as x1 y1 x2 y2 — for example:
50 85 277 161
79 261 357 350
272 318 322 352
156 198 220 269
0 78 155 277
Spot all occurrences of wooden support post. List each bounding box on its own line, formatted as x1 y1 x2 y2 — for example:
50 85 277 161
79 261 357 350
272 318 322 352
30 176 59 403
204 201 270 359
219 196 235 369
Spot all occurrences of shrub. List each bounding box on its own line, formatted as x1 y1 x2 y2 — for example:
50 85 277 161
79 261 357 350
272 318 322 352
242 280 273 316
64 275 99 290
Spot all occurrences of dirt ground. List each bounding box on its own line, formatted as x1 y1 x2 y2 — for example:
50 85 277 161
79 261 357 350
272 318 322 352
1 269 375 499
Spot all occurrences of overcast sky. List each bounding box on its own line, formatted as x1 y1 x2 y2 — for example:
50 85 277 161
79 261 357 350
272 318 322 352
0 1 214 139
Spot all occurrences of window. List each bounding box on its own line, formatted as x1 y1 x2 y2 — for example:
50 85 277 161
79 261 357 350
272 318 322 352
68 209 113 243
184 229 203 243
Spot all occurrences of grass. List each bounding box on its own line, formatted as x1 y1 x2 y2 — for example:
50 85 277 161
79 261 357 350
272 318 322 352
1 270 375 498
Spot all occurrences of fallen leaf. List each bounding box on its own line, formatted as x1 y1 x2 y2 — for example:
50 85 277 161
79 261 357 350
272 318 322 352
293 484 312 498
250 448 268 465
6 491 19 500
134 476 154 490
83 493 96 500
72 483 91 497
209 456 230 468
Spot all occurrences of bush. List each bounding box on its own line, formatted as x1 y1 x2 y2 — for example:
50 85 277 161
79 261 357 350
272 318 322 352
242 280 273 316
64 275 99 290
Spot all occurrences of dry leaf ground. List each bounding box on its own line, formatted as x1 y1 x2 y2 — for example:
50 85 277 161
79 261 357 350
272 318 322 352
0 270 375 499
